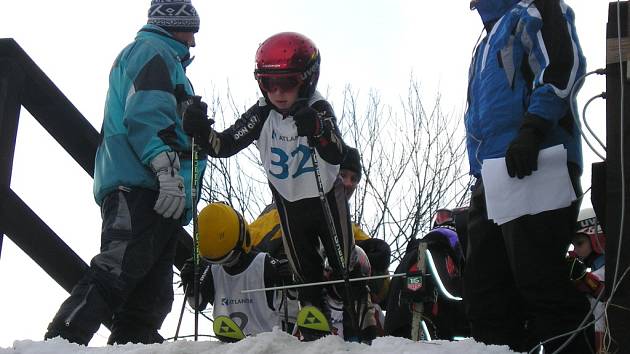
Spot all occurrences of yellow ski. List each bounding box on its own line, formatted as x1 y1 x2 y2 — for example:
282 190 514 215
213 315 245 342
296 305 330 333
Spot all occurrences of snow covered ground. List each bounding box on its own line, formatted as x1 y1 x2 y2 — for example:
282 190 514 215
1 330 516 354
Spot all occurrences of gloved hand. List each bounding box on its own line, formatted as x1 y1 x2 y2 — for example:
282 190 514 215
270 257 293 283
183 96 213 141
150 151 185 219
566 254 586 281
293 106 324 138
505 114 550 179
349 267 369 300
574 271 605 297
327 267 368 303
180 258 195 295
180 257 210 296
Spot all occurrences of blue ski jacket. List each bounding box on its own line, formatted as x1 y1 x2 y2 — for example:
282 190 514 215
94 24 206 225
465 0 586 178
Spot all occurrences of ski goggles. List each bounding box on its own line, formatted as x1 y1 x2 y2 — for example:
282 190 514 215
257 75 303 92
433 209 454 226
204 248 242 266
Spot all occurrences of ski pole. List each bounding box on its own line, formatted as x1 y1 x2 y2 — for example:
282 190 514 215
242 273 405 293
173 284 189 341
282 288 290 333
191 136 200 341
308 145 360 339
411 242 428 341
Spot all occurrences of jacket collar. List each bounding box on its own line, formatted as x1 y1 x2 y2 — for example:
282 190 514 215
474 0 520 25
136 24 193 68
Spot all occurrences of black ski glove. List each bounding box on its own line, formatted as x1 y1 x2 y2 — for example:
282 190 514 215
349 267 370 300
505 114 551 179
328 267 368 302
293 106 324 139
180 257 210 296
183 96 214 141
270 257 293 283
567 254 587 281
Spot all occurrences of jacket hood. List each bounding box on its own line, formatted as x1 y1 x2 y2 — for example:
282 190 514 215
473 0 520 24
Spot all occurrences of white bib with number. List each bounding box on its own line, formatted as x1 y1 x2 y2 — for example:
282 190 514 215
257 98 339 202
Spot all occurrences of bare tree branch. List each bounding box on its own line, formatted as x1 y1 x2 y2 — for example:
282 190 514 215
338 78 468 262
197 77 469 263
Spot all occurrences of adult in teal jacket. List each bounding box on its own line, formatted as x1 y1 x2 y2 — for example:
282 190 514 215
45 0 206 345
464 1 591 353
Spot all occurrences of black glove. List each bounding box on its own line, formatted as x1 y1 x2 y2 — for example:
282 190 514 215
349 267 369 299
183 96 213 140
293 106 324 138
180 257 210 296
270 257 293 283
505 114 550 179
180 258 194 295
567 254 587 281
329 267 368 302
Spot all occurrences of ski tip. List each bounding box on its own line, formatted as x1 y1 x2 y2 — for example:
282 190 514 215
296 305 331 333
213 315 246 342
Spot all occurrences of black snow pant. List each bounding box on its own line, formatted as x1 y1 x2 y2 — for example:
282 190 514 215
44 188 180 345
272 179 354 318
463 164 592 353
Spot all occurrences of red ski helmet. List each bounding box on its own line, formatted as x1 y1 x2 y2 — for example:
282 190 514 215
349 245 371 276
575 208 605 255
324 245 371 278
254 32 321 99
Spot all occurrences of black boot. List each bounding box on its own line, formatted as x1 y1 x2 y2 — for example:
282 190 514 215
107 316 165 345
107 327 164 345
44 279 112 346
44 318 93 346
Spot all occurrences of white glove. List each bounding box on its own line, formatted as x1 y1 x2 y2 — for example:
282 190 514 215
150 151 186 219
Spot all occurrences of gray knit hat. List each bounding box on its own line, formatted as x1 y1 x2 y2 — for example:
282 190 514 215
148 0 200 33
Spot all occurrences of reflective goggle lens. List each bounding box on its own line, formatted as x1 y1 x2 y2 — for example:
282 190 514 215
434 209 454 226
259 76 302 92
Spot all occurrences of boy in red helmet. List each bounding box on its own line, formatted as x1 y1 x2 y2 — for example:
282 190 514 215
182 32 355 341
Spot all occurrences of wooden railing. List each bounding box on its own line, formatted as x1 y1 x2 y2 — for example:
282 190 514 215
0 38 193 297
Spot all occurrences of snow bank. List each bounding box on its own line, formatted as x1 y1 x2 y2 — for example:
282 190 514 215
1 329 515 354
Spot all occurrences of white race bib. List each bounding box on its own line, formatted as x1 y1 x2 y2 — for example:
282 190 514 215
257 94 339 202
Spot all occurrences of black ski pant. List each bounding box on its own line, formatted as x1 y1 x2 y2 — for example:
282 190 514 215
463 164 592 353
44 188 180 345
272 179 354 311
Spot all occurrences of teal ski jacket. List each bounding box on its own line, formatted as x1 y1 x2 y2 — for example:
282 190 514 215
94 24 206 225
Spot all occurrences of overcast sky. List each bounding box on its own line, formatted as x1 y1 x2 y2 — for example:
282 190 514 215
0 0 610 347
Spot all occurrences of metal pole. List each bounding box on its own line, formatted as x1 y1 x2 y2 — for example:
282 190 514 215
191 135 200 341
173 285 188 341
242 273 405 293
605 2 630 350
